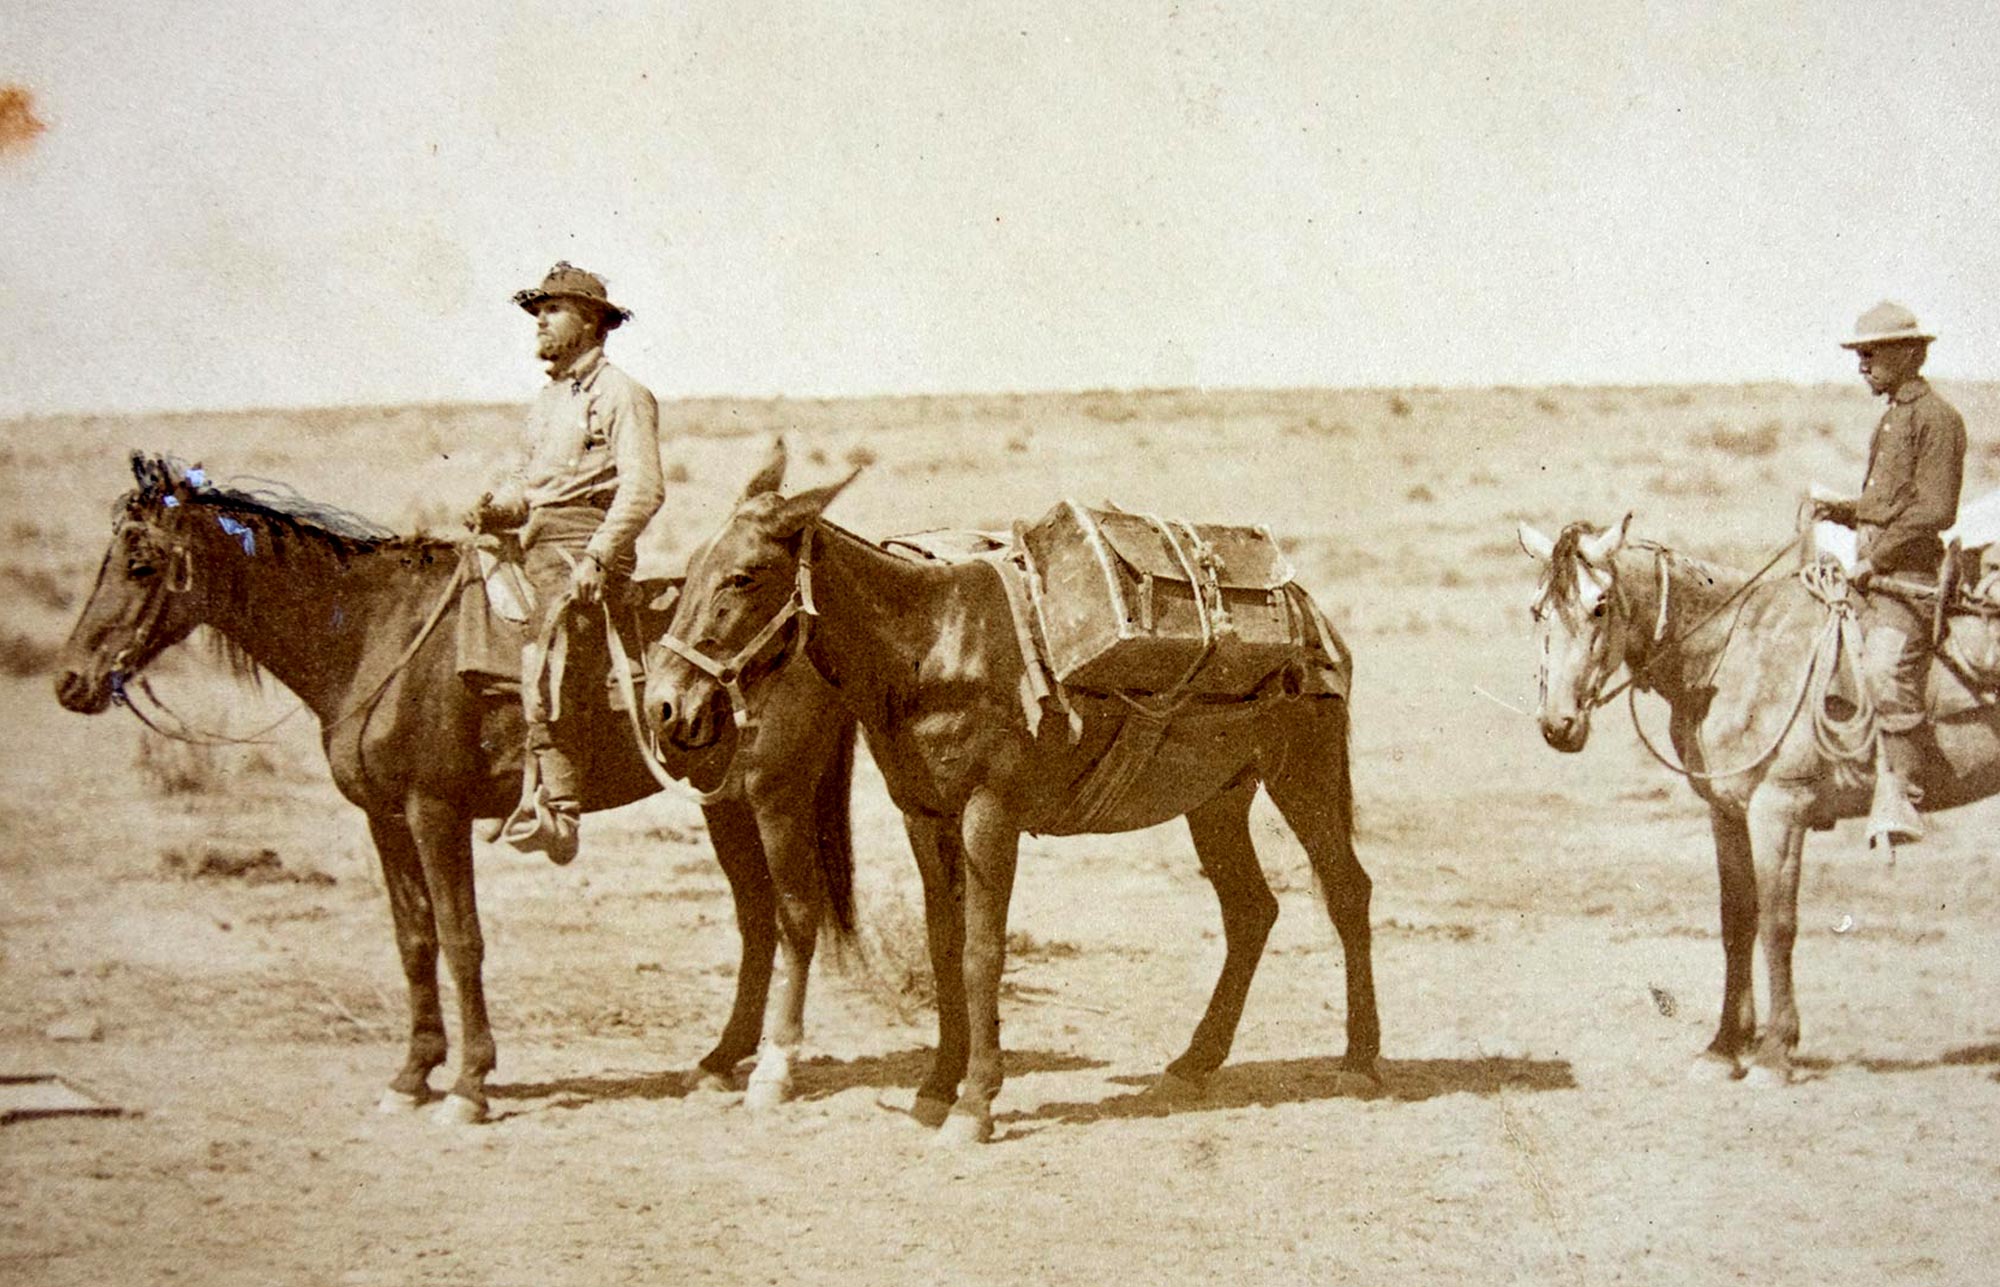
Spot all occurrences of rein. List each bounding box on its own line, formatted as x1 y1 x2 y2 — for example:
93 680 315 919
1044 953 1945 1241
111 541 470 748
1599 535 1879 782
1587 533 1800 711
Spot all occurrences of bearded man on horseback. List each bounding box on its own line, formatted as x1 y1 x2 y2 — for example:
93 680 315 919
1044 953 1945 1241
1813 301 1966 846
467 262 665 865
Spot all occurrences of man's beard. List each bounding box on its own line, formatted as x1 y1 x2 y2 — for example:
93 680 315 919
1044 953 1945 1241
539 333 589 367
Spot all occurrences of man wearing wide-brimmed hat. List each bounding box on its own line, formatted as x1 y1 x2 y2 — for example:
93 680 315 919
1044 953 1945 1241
1814 301 1966 848
468 262 665 865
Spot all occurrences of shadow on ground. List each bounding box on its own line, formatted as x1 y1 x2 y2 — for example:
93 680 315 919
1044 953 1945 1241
1001 1053 1576 1131
488 1046 1107 1110
1816 1041 2000 1076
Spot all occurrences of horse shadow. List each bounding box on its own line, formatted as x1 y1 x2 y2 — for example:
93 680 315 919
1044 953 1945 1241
999 1053 1576 1134
487 1046 1107 1113
1794 1041 2000 1078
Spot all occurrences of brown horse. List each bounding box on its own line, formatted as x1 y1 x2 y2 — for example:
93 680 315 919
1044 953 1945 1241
1520 514 2000 1086
648 455 1380 1144
54 453 857 1122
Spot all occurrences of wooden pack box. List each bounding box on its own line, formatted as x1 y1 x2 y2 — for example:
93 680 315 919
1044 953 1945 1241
1019 500 1308 696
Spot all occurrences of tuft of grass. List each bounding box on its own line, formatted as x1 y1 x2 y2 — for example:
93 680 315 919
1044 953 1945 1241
2 566 74 611
845 886 935 1020
1694 418 1783 459
1387 393 1413 418
134 731 225 796
664 459 692 484
843 444 879 469
0 631 59 677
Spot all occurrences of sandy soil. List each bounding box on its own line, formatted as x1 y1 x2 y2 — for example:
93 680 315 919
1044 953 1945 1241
3 384 1998 1285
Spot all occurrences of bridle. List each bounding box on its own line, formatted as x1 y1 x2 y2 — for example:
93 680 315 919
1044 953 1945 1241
1533 549 1641 717
654 525 819 732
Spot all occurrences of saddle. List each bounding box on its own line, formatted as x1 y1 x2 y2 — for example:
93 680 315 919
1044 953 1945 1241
453 545 679 714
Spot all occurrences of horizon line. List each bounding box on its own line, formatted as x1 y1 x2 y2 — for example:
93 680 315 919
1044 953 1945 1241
4 374 1973 425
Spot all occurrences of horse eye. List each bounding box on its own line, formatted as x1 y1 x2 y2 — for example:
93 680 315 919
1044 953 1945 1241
723 571 757 592
1590 601 1606 619
128 562 157 580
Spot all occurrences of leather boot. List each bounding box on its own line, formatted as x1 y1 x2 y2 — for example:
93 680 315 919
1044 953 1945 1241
498 728 583 865
1865 733 1925 851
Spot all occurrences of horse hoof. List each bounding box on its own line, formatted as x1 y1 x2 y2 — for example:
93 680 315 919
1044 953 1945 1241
1152 1069 1208 1104
434 1093 488 1125
1743 1064 1792 1090
1687 1053 1745 1084
376 1088 425 1114
910 1095 953 1129
931 1109 993 1148
686 1068 735 1096
743 1076 790 1114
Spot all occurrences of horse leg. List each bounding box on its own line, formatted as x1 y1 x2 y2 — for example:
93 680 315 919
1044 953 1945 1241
904 813 968 1128
1158 784 1275 1097
743 781 826 1112
366 811 447 1112
405 793 495 1123
691 799 777 1093
936 792 1018 1147
1691 807 1758 1082
1264 704 1382 1089
1743 784 1809 1087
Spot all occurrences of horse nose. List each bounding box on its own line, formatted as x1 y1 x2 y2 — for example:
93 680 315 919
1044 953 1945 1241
1540 713 1585 751
54 668 103 714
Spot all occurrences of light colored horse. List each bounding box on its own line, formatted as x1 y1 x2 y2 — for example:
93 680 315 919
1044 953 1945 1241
1520 514 2000 1085
650 452 1381 1144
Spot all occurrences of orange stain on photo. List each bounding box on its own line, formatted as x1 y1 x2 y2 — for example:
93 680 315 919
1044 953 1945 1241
1 85 47 158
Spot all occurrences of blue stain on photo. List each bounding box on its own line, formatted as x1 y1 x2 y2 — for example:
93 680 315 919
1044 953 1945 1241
217 514 256 555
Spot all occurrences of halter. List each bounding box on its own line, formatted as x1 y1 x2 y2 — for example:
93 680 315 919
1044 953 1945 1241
654 526 819 731
1575 535 1799 712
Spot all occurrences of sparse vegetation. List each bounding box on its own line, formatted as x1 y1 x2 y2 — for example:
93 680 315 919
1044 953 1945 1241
1694 418 1783 459
0 630 58 677
134 731 224 795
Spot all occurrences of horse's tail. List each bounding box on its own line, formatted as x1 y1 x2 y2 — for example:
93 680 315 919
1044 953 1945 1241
814 715 859 948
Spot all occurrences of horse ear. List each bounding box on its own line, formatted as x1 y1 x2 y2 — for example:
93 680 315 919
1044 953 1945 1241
1517 522 1556 563
771 468 861 537
1579 513 1632 566
740 437 788 501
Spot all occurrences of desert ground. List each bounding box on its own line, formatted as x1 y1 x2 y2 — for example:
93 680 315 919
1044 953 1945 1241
3 383 1998 1286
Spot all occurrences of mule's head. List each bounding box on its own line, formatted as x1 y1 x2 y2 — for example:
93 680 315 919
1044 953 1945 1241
55 454 215 714
648 439 857 750
1518 514 1634 752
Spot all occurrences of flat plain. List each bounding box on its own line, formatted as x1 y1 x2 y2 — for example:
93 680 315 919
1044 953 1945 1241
3 383 1997 1285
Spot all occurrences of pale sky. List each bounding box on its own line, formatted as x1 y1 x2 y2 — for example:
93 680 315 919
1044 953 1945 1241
5 1 2000 415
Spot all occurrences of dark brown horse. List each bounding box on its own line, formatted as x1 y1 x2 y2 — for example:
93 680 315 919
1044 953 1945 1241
54 454 857 1122
649 456 1380 1144
1521 514 2000 1086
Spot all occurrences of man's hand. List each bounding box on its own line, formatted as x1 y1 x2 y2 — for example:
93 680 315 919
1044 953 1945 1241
466 491 527 534
1813 498 1858 527
1849 557 1876 591
571 551 606 606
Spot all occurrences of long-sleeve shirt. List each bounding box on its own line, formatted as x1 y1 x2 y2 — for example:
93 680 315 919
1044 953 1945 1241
488 346 665 567
1854 377 1966 577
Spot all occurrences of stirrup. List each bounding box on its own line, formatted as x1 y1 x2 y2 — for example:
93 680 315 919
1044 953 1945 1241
1865 771 1924 851
498 780 581 865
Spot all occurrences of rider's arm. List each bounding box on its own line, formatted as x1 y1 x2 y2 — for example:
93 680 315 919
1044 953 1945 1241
582 376 665 569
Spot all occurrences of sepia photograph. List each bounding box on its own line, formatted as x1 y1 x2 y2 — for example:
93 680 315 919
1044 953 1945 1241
4 4 1997 1283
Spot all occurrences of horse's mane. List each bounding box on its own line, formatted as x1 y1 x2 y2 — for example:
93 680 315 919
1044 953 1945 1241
1546 521 1747 600
127 452 451 556
1544 521 1603 600
125 452 457 687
